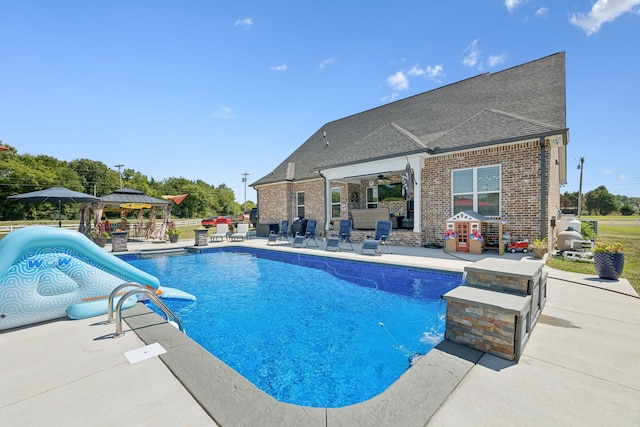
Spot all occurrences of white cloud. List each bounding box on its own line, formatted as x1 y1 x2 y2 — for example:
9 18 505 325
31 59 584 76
385 62 443 101
570 0 640 35
535 7 549 17
617 174 626 180
603 169 614 174
319 58 335 69
505 0 524 12
212 106 234 119
270 64 288 71
462 39 481 68
408 64 444 79
488 54 507 67
407 66 423 76
384 71 409 101
235 17 253 29
387 71 408 92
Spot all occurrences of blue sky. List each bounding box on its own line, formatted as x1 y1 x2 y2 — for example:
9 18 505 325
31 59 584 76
1 0 639 204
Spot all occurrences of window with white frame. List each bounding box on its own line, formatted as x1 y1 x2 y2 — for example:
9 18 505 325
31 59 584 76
366 186 378 209
331 187 341 219
452 165 501 216
296 191 305 218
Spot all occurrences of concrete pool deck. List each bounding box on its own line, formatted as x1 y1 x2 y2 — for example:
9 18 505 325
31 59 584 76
1 237 639 426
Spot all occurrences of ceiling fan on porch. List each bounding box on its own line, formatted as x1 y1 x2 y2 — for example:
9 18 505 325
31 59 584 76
366 174 392 187
376 174 392 184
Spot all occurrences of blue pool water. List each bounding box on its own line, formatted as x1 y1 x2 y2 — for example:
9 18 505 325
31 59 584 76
125 248 461 408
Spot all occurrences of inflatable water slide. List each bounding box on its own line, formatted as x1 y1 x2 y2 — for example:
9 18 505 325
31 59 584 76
0 226 193 331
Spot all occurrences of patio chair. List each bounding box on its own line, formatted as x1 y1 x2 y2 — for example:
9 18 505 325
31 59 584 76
276 220 290 244
337 219 354 251
361 220 392 255
267 231 278 245
230 223 250 242
210 223 229 242
326 219 353 252
302 219 319 247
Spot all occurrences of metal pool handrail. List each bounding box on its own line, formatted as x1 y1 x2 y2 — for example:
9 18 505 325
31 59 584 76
107 282 145 323
107 282 185 338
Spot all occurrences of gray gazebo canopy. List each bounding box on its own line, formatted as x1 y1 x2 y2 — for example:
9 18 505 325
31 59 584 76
82 188 171 240
98 188 169 207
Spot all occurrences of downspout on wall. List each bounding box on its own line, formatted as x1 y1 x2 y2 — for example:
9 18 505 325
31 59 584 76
540 137 547 239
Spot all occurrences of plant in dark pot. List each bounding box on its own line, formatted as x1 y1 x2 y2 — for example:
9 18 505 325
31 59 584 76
529 237 548 259
593 242 625 280
88 222 110 247
166 221 180 243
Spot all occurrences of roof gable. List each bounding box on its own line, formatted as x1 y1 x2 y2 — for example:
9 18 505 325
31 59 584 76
316 123 426 169
431 109 560 151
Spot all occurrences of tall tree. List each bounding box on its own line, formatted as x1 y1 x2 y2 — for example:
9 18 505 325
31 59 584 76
68 159 120 196
584 186 618 215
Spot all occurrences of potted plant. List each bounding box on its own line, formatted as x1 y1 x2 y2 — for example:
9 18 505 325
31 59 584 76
529 237 548 259
593 242 625 280
166 221 180 243
88 223 110 247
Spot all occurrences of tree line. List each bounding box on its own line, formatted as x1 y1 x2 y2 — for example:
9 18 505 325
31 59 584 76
561 186 639 216
0 145 254 223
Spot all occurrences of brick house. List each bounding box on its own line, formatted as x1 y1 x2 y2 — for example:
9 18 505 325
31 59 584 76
251 53 568 250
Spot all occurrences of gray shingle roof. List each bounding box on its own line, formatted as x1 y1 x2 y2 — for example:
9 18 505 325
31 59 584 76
253 52 566 186
99 188 169 206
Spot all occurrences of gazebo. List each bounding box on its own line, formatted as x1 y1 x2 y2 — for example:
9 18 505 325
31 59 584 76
82 188 170 240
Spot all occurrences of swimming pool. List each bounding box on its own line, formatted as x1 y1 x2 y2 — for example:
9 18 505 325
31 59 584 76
124 248 461 407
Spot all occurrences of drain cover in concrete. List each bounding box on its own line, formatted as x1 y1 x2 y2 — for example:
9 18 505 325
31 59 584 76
124 342 167 364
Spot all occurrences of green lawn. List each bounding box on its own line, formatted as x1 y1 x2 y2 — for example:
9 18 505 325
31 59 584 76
547 217 640 294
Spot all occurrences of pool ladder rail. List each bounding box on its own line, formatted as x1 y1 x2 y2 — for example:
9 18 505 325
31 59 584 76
106 282 185 338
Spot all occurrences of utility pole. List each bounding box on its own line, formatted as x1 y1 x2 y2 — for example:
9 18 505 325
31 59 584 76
114 164 124 189
241 172 250 212
577 157 584 217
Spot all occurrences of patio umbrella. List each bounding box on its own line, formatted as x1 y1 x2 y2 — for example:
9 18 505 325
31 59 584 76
8 186 99 227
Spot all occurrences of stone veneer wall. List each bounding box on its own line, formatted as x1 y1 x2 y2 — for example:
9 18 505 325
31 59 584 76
465 270 530 294
445 300 517 360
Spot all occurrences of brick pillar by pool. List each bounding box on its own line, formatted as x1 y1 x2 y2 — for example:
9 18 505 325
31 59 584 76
111 231 128 252
194 229 208 246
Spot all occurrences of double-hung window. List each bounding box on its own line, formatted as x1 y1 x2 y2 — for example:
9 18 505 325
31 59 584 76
296 191 305 218
366 186 378 209
452 165 501 216
331 187 341 219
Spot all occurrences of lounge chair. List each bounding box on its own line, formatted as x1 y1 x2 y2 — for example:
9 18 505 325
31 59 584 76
293 219 318 248
361 220 392 255
302 219 319 247
230 223 250 241
267 231 278 245
326 220 353 252
337 220 354 251
268 220 290 245
210 223 228 242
